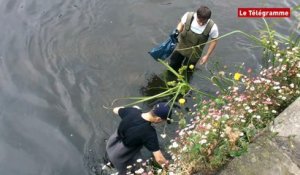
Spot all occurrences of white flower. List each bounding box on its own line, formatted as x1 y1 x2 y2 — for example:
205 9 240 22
135 168 144 174
272 110 277 114
297 73 300 78
136 159 142 163
278 58 283 62
206 124 212 130
182 146 187 152
290 84 295 88
199 139 207 144
241 119 246 123
160 134 166 139
189 124 195 129
274 82 280 85
281 65 287 70
172 142 179 148
233 87 239 91
126 165 133 169
172 155 177 160
179 130 185 136
254 80 261 84
223 114 230 119
256 115 261 119
240 132 244 136
250 86 255 91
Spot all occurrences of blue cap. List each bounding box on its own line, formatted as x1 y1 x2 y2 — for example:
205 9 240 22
152 102 172 123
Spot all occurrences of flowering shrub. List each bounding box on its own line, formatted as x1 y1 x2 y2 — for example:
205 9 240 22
168 41 300 174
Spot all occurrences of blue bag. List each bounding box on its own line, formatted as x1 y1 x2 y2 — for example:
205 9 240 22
148 30 178 61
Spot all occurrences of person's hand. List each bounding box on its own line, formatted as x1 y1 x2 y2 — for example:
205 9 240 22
170 29 179 43
199 55 209 65
162 160 169 170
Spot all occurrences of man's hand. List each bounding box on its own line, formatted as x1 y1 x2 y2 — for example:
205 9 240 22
199 55 209 65
153 150 168 167
170 29 179 43
198 39 218 65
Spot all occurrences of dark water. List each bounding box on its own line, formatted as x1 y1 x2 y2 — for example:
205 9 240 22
0 0 298 174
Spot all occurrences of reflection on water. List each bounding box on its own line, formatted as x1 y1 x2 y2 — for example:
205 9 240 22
0 0 298 174
140 69 194 99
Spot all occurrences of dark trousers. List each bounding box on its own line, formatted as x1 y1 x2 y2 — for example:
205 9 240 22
168 50 196 82
169 50 186 71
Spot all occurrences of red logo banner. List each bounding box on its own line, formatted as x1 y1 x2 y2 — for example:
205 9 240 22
238 8 290 18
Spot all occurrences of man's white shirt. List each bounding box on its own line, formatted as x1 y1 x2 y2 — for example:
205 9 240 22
181 12 219 39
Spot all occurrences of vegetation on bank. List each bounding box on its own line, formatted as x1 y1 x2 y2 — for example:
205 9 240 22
166 20 300 174
102 18 300 175
168 46 300 175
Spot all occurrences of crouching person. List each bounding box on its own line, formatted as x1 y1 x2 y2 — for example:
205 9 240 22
106 102 172 174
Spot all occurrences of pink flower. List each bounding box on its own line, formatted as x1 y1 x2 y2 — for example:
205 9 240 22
247 68 252 73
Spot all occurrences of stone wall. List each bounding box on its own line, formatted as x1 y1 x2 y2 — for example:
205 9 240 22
219 97 300 175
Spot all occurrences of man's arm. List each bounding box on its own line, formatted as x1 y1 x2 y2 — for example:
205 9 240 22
113 106 124 115
176 21 184 32
153 150 169 167
199 39 218 65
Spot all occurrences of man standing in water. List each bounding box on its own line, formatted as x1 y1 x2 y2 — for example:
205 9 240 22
169 5 219 71
106 102 171 174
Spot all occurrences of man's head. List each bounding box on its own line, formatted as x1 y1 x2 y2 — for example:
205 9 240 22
151 102 172 124
196 6 211 26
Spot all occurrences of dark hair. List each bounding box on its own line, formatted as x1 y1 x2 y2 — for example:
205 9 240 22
197 6 211 20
